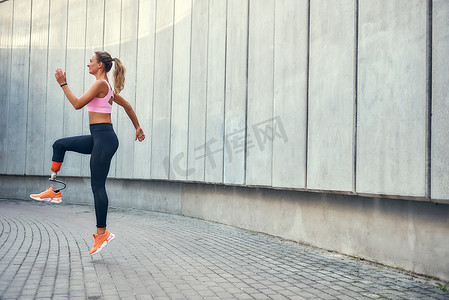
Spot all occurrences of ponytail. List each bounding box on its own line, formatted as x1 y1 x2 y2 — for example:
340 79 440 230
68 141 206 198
113 57 126 94
94 51 126 94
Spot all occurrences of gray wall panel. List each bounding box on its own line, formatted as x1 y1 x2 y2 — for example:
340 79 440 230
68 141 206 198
272 0 308 189
26 0 50 175
7 0 32 175
307 0 355 192
115 0 138 179
204 0 226 184
223 0 248 185
44 0 67 177
432 0 449 200
151 0 174 179
357 0 427 197
62 0 87 177
188 0 209 182
246 0 274 187
169 0 192 180
104 0 122 178
134 0 156 179
0 1 13 174
81 0 104 177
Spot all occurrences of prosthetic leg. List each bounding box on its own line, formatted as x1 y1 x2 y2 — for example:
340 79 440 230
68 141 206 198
49 172 67 193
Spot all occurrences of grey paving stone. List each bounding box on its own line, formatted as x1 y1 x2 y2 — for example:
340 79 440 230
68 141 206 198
270 294 291 300
336 295 356 300
0 199 448 300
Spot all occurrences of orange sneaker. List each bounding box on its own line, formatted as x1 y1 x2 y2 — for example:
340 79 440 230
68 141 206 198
30 185 62 203
89 230 115 255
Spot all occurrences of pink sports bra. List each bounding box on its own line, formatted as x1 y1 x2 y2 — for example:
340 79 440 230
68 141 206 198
87 80 114 113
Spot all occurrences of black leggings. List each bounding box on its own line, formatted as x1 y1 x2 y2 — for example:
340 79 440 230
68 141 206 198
52 123 119 228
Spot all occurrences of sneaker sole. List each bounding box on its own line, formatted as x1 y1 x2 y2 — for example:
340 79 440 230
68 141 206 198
90 233 115 255
30 195 62 203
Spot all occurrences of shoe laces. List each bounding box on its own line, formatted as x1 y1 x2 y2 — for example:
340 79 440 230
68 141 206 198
38 185 58 197
93 232 109 247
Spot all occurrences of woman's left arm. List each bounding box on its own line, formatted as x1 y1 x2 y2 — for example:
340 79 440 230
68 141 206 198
113 93 146 142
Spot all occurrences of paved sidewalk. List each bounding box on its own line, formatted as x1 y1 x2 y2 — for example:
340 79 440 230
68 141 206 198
0 199 447 300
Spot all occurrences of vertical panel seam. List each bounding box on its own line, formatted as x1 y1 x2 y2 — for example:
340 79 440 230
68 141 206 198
426 0 432 200
187 0 193 180
221 0 228 184
168 0 175 180
119 0 124 58
305 0 310 189
186 0 194 181
118 0 124 178
149 0 155 179
44 0 51 174
353 0 359 194
25 0 34 175
63 0 68 138
271 0 275 187
150 0 158 179
81 0 88 176
149 0 156 180
243 0 250 186
114 0 123 177
132 0 141 179
203 0 211 182
167 0 172 180
102 0 106 49
82 0 88 125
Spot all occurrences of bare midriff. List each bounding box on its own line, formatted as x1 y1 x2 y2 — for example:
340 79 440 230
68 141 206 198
89 111 112 124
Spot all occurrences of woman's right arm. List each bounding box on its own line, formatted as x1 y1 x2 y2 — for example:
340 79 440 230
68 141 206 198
55 68 103 110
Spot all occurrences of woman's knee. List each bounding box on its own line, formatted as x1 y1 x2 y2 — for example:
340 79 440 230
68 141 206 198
90 177 106 193
52 139 66 150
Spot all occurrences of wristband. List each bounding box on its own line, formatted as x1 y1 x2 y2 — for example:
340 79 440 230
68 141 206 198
60 82 67 87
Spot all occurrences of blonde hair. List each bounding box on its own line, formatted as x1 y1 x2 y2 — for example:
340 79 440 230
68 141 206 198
94 51 126 94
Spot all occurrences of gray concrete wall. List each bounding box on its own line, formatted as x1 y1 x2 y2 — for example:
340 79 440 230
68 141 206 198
1 0 447 202
432 0 449 201
1 175 448 281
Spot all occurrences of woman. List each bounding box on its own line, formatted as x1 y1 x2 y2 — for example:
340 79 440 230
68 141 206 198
30 51 145 255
